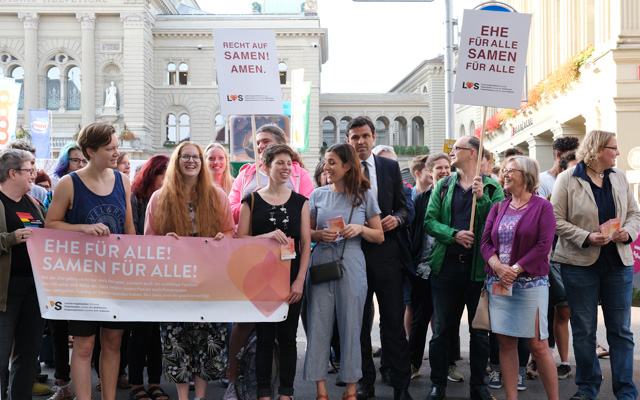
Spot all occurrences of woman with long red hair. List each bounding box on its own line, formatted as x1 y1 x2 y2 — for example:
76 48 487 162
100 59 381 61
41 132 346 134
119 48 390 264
144 142 234 400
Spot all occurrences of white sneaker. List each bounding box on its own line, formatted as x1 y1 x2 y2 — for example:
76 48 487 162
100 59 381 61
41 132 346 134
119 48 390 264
447 364 464 382
223 383 238 400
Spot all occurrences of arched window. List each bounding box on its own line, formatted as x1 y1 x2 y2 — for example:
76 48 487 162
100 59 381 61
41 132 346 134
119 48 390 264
179 114 190 141
214 114 226 142
375 119 388 145
322 118 336 148
278 62 287 84
166 114 177 141
66 66 81 111
167 63 176 85
46 66 61 110
10 67 24 110
178 63 188 85
165 113 190 142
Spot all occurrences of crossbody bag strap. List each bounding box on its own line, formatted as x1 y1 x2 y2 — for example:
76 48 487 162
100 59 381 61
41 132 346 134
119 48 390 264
249 192 255 235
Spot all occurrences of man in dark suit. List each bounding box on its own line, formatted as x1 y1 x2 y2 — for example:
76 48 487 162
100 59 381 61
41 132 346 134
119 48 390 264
346 116 413 400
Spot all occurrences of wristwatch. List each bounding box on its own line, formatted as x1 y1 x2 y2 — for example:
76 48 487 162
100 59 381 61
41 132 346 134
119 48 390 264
511 264 520 275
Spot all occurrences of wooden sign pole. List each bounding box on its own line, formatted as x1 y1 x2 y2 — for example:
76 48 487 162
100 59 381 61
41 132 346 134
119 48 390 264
469 106 488 232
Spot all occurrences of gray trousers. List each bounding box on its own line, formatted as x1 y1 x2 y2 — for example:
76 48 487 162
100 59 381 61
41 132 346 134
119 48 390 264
303 265 367 383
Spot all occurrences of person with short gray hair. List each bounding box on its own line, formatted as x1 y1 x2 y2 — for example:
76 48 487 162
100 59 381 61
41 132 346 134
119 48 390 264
372 145 397 160
0 148 46 400
7 143 47 203
0 149 34 183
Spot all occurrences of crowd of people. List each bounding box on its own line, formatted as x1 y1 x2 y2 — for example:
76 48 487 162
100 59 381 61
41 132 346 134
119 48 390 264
0 117 638 400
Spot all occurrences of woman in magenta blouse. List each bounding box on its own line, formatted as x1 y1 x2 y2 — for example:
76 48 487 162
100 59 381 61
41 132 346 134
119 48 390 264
480 155 558 400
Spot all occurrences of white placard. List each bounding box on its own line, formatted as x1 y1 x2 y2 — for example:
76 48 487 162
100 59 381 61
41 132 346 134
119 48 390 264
214 29 283 115
454 9 532 109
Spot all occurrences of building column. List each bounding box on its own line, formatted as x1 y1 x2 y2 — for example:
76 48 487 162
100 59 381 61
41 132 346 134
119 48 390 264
120 12 153 148
526 135 554 172
76 13 96 126
17 12 39 126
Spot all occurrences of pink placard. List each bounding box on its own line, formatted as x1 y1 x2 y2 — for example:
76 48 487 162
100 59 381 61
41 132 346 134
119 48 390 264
27 229 291 322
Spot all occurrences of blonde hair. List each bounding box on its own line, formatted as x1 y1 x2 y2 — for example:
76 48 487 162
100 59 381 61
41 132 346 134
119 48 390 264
576 130 616 167
204 143 234 195
152 142 225 237
504 155 540 193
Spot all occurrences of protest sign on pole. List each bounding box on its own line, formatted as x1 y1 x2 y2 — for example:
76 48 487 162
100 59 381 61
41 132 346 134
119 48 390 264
0 77 22 147
454 9 532 109
454 7 532 231
27 229 292 322
29 109 52 158
213 29 283 116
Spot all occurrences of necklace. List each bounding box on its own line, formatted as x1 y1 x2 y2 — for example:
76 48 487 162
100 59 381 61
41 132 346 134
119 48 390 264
587 165 605 179
510 200 530 211
269 204 289 230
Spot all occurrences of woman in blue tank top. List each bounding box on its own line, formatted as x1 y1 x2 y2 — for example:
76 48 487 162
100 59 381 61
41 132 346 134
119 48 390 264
46 121 135 400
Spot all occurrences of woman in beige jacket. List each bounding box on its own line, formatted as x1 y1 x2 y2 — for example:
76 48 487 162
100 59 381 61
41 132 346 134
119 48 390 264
551 130 640 400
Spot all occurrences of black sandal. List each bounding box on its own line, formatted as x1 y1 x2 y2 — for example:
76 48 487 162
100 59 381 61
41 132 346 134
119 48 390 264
129 387 151 400
147 385 169 400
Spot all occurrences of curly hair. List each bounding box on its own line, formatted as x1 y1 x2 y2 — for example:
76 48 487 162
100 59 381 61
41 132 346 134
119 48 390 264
552 136 579 154
151 142 226 237
576 130 616 167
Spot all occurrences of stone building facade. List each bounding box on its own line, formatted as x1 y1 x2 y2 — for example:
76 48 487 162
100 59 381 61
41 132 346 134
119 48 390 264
0 0 328 168
454 0 640 181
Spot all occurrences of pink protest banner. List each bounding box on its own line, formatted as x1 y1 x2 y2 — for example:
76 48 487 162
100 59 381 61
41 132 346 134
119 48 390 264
27 229 291 322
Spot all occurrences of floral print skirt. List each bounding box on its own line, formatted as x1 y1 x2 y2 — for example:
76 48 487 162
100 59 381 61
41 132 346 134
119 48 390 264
159 322 228 383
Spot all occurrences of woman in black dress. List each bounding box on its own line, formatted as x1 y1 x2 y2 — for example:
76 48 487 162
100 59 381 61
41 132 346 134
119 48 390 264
236 144 311 400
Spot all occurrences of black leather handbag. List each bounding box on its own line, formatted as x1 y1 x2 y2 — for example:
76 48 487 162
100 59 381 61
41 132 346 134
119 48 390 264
309 204 355 284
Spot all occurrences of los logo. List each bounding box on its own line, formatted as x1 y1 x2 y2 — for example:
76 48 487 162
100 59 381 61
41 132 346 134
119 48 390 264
461 82 480 90
227 95 243 101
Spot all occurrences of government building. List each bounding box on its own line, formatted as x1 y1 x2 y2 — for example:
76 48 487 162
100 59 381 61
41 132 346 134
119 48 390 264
1 0 639 200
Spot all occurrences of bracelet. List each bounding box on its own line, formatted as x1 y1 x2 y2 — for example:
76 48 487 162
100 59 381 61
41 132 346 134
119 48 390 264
491 258 499 269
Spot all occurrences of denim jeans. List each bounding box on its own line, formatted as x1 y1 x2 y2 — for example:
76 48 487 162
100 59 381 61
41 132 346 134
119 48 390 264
0 276 45 400
561 263 638 400
429 260 489 389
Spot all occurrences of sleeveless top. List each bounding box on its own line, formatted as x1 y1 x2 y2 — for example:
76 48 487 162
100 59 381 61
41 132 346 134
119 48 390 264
65 170 127 235
242 191 308 282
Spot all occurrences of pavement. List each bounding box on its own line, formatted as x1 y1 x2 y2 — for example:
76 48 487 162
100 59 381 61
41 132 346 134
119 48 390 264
33 305 640 400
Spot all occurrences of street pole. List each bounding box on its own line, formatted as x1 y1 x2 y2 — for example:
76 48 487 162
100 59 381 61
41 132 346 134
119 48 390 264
444 0 455 139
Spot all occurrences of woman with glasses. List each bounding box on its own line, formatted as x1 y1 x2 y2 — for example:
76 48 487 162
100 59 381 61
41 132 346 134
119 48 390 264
50 141 88 189
46 121 135 400
35 170 52 191
144 142 234 400
0 149 46 400
481 156 558 400
551 131 640 400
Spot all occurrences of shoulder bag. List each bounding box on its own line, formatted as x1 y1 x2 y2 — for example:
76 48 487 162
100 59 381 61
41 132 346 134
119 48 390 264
309 203 355 284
